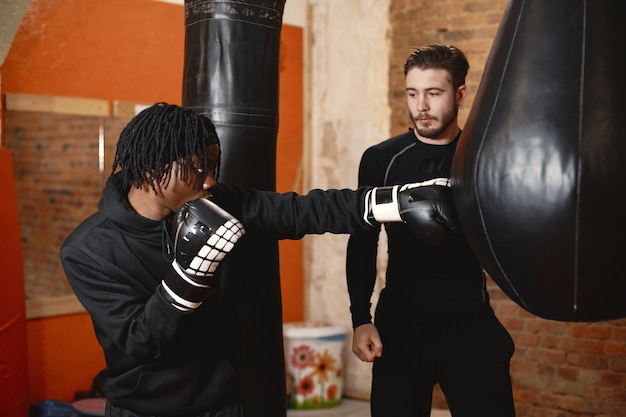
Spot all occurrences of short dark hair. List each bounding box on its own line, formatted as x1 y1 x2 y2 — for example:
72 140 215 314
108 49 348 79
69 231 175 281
111 102 220 193
404 44 469 89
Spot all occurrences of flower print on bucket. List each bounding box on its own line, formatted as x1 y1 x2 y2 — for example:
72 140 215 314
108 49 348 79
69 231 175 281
284 322 347 409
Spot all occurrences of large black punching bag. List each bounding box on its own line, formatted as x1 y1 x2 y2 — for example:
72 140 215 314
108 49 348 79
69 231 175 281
182 1 287 415
451 0 626 322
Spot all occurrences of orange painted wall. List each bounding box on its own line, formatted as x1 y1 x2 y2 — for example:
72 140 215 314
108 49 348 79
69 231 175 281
276 28 304 323
1 0 303 404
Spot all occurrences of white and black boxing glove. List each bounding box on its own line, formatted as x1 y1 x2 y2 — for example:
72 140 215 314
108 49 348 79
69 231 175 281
363 177 460 245
161 198 245 311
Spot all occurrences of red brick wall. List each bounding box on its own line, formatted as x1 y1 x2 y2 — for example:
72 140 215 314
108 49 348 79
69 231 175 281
389 1 626 416
4 111 128 299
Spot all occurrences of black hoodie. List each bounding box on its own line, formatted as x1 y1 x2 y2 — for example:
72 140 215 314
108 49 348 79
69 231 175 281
60 173 370 416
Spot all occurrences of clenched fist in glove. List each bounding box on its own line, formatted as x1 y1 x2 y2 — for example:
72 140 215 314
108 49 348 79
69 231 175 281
364 177 460 245
161 198 245 311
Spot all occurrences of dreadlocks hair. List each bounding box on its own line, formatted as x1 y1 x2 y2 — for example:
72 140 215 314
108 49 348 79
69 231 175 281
111 102 220 194
404 44 469 90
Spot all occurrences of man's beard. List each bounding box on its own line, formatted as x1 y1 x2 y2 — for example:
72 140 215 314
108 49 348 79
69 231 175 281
411 106 458 139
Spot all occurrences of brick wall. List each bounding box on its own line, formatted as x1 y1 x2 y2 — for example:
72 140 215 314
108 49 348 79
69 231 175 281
389 1 626 416
5 110 128 300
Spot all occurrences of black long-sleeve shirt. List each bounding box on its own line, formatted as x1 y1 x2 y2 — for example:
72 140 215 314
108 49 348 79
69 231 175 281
60 173 372 416
346 129 487 328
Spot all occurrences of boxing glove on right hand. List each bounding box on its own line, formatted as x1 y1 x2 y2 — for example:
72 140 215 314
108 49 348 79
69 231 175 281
161 198 245 311
364 177 460 245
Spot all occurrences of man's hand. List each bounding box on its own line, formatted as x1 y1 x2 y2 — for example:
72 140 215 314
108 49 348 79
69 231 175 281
352 323 383 362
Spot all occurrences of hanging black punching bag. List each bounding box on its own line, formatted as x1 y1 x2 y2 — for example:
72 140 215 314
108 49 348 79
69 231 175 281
182 1 287 415
451 0 626 322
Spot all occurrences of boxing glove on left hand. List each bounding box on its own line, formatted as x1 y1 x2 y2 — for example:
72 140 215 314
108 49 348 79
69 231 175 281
161 198 245 311
364 178 460 245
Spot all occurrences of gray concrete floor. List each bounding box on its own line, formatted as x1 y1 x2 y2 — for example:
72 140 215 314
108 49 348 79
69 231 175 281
287 398 452 417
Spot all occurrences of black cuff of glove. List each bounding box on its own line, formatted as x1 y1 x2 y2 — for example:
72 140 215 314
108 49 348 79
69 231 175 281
161 270 216 311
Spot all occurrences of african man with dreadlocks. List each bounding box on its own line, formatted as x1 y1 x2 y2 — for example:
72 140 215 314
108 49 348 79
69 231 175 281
60 102 459 417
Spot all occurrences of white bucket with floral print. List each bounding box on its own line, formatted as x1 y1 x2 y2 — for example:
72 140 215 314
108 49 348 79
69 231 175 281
283 322 347 409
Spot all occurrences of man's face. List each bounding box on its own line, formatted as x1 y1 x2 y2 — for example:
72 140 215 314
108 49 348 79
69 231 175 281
157 144 219 213
405 67 466 141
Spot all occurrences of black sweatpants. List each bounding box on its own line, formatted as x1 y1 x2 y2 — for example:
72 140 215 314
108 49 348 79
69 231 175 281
370 293 515 417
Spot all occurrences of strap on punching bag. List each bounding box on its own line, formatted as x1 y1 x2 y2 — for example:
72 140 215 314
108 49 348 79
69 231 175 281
182 1 287 415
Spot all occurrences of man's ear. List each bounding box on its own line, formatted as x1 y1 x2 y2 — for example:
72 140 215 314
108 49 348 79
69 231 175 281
146 168 163 183
140 167 167 193
457 85 468 106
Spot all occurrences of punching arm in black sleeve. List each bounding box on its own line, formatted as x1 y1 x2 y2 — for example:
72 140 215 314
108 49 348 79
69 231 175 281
209 184 373 239
209 182 459 243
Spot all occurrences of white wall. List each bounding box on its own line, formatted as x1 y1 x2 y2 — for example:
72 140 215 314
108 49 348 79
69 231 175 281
302 0 391 399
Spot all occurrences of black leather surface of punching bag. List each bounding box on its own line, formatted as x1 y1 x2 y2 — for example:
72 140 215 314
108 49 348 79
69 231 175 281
451 0 626 322
182 1 287 415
